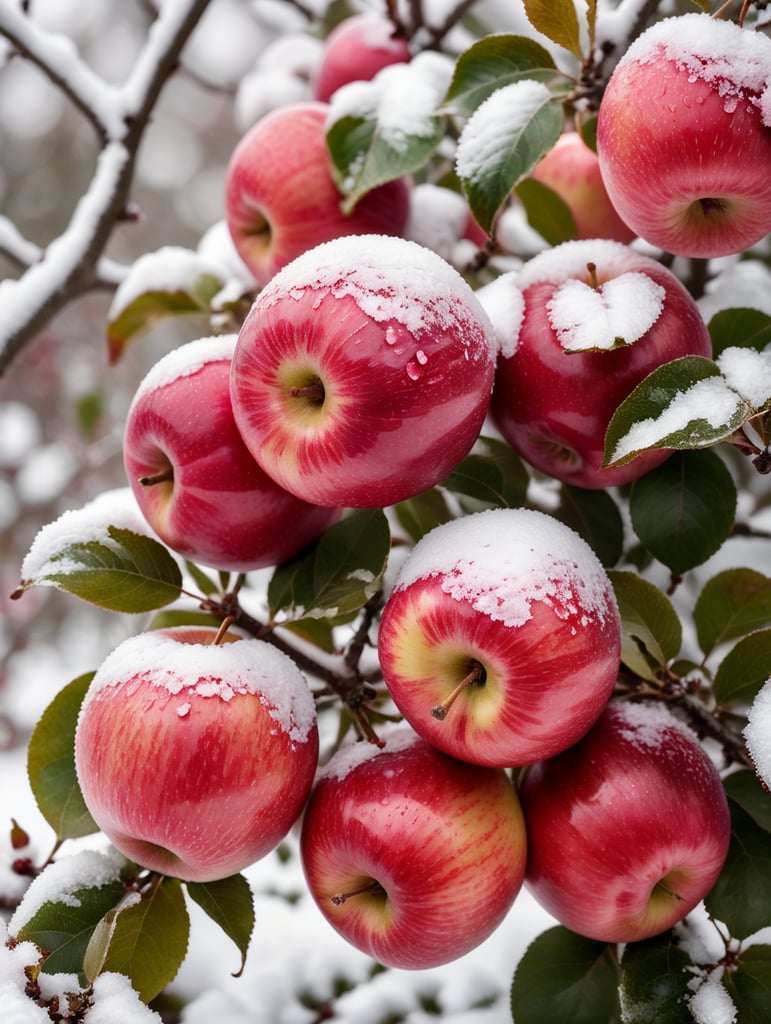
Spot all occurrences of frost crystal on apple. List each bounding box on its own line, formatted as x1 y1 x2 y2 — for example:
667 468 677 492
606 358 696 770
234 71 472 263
393 508 615 629
546 272 665 352
743 678 771 790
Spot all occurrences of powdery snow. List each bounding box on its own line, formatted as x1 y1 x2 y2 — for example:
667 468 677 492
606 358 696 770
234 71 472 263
624 13 771 126
255 234 496 354
82 628 317 745
392 508 616 629
474 272 525 358
130 334 237 398
319 722 420 781
744 677 771 789
107 245 224 324
688 973 737 1024
717 346 771 409
455 79 552 186
612 699 700 754
546 272 665 352
517 237 658 290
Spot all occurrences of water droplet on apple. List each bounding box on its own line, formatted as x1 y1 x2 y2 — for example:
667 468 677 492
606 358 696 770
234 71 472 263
723 95 738 114
177 702 191 718
385 326 397 346
406 360 423 381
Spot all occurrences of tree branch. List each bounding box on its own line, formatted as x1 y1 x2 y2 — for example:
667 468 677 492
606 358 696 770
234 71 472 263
0 0 212 376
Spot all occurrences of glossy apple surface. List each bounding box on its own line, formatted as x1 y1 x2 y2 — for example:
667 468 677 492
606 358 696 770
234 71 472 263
530 130 635 243
224 101 410 286
75 626 319 883
519 700 731 943
123 335 340 572
597 14 771 258
300 725 526 969
488 238 712 489
312 13 410 102
230 235 497 508
378 508 621 767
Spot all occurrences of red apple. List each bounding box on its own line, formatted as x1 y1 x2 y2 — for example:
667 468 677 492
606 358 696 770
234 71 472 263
224 101 411 287
300 724 526 969
75 626 319 883
123 334 340 572
519 699 731 943
377 507 621 768
530 130 635 243
312 12 411 103
487 238 713 489
229 234 497 508
597 14 771 258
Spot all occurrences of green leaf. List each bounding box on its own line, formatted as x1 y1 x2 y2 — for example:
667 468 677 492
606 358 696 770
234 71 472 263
268 509 390 622
184 560 222 597
515 177 578 245
84 877 190 1004
456 81 564 233
15 525 183 613
441 435 529 510
722 770 771 836
629 450 736 576
693 568 771 657
510 926 621 1024
619 934 693 1024
522 0 583 59
608 571 682 680
704 801 771 939
603 356 747 469
27 673 99 841
708 307 771 360
326 52 449 212
726 944 771 1021
394 488 453 543
713 629 771 706
441 34 557 117
186 874 255 977
555 486 624 567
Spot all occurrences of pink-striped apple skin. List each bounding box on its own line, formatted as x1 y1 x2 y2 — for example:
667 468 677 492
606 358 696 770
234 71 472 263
489 239 712 489
597 14 771 259
530 131 635 243
123 335 340 572
377 508 621 768
519 700 731 944
312 13 410 102
230 235 497 509
299 726 526 969
74 627 319 883
224 102 410 287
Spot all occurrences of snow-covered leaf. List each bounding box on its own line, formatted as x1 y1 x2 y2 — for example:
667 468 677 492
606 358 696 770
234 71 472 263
455 80 564 233
27 673 98 841
441 34 557 117
326 52 451 213
708 306 771 359
619 934 693 1024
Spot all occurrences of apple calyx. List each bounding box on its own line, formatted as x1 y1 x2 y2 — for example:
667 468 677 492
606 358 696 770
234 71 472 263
330 878 387 906
431 659 487 721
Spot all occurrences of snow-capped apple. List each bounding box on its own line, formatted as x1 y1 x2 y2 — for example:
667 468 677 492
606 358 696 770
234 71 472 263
377 508 621 768
224 101 411 286
487 238 713 489
230 234 498 508
75 626 319 883
597 14 771 258
519 700 731 943
530 130 635 243
312 12 411 102
300 724 526 969
123 334 340 572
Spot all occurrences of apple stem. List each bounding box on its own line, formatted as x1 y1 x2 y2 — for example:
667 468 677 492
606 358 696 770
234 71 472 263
654 879 684 902
431 660 486 721
289 379 325 404
330 879 386 906
212 615 236 645
586 262 599 290
139 467 173 487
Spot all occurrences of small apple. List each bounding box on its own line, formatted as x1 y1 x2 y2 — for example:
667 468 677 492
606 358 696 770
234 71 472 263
312 12 411 103
229 234 498 508
224 101 411 287
74 626 319 883
487 238 713 489
123 334 340 572
519 700 731 943
530 130 636 243
377 507 621 768
597 14 771 258
300 724 526 969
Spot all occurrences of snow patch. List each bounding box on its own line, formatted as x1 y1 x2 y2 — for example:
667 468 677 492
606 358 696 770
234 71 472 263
744 677 771 789
547 272 665 352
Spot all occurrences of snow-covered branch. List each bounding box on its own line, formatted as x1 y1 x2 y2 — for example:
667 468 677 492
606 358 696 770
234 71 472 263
0 0 212 376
